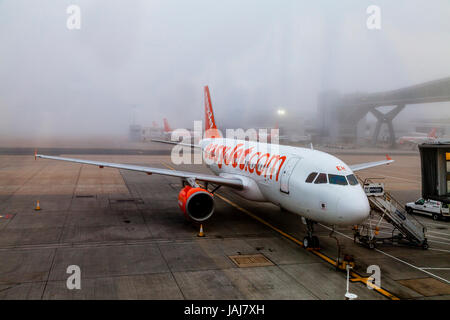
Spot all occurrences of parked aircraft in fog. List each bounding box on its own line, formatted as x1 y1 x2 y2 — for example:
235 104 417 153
36 86 393 248
397 128 437 146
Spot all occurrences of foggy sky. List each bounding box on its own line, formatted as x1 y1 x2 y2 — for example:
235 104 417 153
1 0 450 140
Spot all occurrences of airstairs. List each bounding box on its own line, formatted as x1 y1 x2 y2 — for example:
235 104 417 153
353 178 428 249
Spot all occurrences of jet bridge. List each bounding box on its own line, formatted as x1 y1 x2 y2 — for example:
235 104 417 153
317 77 450 147
354 178 428 249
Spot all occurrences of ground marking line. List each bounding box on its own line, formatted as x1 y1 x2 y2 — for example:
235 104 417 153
373 230 450 245
319 224 450 284
428 248 450 253
361 171 420 183
427 230 450 237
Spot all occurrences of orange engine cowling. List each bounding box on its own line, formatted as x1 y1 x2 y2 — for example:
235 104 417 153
178 185 215 222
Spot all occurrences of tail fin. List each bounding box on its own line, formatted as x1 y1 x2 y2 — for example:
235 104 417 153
163 118 172 132
204 86 221 138
428 128 437 138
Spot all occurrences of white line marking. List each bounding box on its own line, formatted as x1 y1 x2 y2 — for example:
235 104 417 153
363 172 419 183
374 230 450 245
368 217 450 230
425 239 450 246
429 248 450 253
419 221 450 227
419 267 450 270
427 230 450 237
319 224 450 284
374 250 450 284
426 234 450 241
366 219 450 239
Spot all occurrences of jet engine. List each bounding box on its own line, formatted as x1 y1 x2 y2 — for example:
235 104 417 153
178 185 215 222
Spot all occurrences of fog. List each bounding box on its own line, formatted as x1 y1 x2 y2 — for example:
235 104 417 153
1 0 450 144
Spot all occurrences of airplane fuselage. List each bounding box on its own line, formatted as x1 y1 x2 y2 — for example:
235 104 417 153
199 138 370 226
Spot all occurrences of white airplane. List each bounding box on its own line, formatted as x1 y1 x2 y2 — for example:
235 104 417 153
36 86 393 248
397 128 437 146
162 118 192 141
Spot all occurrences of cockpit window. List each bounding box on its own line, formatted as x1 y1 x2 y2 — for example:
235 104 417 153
305 172 318 183
346 174 359 186
314 173 328 184
328 174 348 185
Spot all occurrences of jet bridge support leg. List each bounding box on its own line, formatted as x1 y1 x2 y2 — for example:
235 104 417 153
370 104 405 147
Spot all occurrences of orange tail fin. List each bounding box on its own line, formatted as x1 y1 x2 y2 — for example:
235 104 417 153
428 128 437 138
204 86 221 138
163 118 172 132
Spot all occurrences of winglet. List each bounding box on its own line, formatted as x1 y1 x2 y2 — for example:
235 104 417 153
34 149 37 160
386 154 392 161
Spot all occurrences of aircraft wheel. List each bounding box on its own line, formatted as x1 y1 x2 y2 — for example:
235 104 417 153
432 214 439 221
368 242 375 249
303 237 310 249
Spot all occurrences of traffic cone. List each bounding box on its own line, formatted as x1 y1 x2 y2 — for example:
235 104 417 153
35 200 41 211
197 224 205 237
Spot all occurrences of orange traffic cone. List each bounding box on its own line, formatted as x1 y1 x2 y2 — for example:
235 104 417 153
35 200 41 211
197 224 205 237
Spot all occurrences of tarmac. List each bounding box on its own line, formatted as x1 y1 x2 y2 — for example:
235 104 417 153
0 142 449 299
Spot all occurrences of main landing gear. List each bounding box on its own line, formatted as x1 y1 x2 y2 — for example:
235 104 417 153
303 218 320 249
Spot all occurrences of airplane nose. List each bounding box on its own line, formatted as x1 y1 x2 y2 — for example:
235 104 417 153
336 193 370 225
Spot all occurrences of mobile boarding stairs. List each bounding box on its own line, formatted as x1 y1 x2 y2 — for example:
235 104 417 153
353 178 428 250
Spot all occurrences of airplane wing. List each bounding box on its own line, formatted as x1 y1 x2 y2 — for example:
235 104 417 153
35 154 243 189
151 139 201 148
349 155 394 172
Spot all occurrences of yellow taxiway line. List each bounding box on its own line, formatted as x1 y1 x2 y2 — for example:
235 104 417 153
161 162 400 300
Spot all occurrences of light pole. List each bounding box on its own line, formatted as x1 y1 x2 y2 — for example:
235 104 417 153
345 264 358 300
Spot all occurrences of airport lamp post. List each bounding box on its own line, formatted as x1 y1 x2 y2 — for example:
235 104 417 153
345 264 358 300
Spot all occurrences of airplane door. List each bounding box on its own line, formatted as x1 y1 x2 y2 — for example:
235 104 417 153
280 157 301 194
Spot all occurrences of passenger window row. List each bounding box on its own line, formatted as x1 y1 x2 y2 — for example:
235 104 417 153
305 172 359 186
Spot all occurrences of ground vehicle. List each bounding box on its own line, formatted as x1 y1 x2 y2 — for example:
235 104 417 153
405 198 450 221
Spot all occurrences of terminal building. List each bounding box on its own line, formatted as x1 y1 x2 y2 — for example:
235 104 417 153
419 142 450 203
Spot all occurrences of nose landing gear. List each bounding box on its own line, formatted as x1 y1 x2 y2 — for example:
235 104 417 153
302 218 320 249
